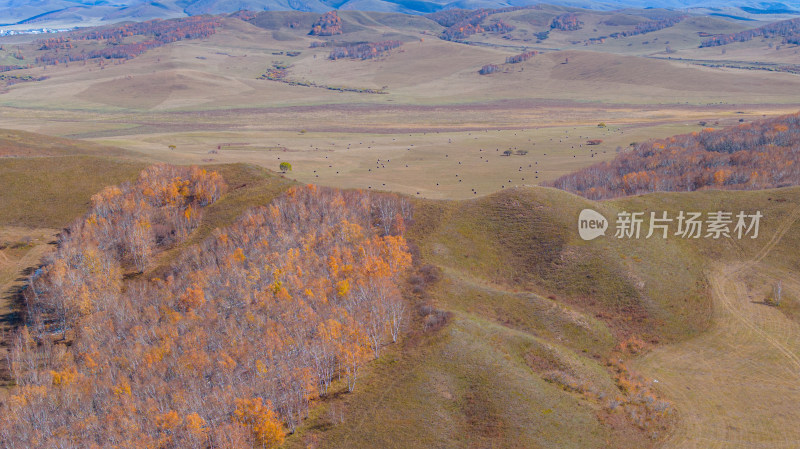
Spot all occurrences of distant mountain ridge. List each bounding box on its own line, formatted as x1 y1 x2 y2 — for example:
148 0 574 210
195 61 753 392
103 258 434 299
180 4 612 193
1 0 799 26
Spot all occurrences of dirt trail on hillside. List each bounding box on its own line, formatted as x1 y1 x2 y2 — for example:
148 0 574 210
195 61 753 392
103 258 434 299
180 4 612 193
636 207 800 448
0 228 57 387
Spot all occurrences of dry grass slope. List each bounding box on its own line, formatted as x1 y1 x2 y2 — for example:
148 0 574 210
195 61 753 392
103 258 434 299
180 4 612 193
285 185 800 449
0 156 145 228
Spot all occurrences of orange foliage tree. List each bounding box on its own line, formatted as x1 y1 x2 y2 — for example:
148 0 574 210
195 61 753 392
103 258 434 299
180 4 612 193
550 112 800 199
2 178 413 448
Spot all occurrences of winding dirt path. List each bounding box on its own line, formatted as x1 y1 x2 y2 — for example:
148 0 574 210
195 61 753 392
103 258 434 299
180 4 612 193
636 206 800 448
0 228 58 387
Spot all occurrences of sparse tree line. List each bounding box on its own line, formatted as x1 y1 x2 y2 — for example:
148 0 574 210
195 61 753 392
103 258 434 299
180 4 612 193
0 73 45 87
478 63 500 75
258 67 388 94
608 15 687 39
328 40 403 60
540 336 672 434
34 17 219 66
480 49 537 74
0 169 414 449
485 19 515 34
550 112 800 199
505 50 537 64
551 13 583 31
700 17 800 47
229 10 258 21
0 65 28 72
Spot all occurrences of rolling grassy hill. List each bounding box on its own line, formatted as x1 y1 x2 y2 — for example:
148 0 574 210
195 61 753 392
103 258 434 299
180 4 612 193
3 8 800 205
1 130 800 448
4 9 799 109
281 183 800 449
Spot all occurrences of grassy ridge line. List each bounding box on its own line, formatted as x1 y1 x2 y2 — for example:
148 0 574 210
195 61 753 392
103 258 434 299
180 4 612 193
412 187 712 343
0 129 136 158
284 311 622 449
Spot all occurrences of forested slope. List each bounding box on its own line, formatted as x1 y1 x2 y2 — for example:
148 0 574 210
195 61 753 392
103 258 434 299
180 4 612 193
1 165 413 449
551 112 800 199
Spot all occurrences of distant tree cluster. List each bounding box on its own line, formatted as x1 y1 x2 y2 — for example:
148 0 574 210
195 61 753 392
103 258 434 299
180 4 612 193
550 113 800 199
80 17 219 43
260 67 288 80
1 177 414 448
309 41 329 48
0 65 27 72
38 36 73 50
478 63 501 75
583 36 606 44
439 10 490 40
230 10 258 21
505 50 537 63
480 49 536 75
608 15 686 39
786 35 800 45
551 13 583 31
34 17 219 65
700 17 800 47
329 40 402 60
426 7 528 41
485 19 515 34
0 73 43 88
425 9 478 27
309 11 343 36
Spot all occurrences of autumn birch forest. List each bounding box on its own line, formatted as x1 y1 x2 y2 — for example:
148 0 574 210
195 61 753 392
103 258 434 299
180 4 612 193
550 112 800 199
1 165 413 449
